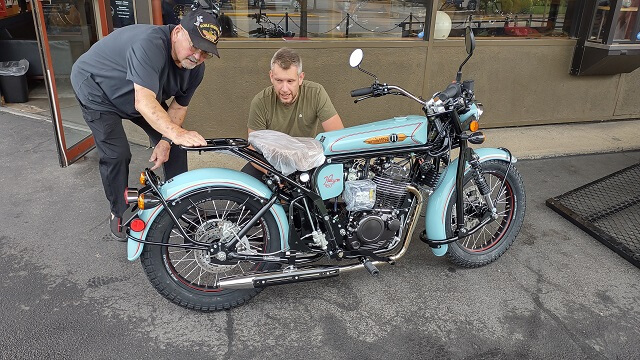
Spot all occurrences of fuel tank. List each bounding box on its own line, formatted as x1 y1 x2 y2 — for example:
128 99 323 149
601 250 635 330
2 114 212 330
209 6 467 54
315 115 428 156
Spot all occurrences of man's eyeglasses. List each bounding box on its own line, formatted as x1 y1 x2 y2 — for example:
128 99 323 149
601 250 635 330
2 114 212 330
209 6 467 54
182 30 214 59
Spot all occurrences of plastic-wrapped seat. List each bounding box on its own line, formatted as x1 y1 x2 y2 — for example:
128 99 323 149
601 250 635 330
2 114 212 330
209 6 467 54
248 130 326 175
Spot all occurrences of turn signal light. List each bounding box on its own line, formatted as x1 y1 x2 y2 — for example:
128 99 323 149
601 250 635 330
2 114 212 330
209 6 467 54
469 120 479 132
468 131 486 145
139 172 147 185
137 194 161 210
130 218 146 232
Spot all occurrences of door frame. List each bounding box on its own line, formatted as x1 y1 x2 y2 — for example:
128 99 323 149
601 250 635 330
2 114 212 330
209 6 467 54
32 0 110 167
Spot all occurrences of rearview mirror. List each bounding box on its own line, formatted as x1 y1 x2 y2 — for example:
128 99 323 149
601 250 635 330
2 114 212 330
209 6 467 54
349 49 363 68
465 27 475 55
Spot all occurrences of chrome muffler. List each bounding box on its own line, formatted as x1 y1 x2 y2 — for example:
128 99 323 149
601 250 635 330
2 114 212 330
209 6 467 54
217 263 369 289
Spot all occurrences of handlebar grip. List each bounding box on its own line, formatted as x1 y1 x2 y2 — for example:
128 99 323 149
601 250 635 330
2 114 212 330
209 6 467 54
351 87 373 97
437 83 461 101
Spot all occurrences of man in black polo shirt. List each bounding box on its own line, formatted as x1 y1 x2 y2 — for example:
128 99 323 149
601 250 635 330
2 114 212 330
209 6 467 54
71 9 219 240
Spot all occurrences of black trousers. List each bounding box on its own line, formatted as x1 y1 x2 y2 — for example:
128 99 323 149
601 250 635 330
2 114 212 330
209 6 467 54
78 101 187 218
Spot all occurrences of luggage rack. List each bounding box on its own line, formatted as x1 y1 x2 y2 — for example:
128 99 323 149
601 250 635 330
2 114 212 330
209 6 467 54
180 138 249 152
180 137 274 176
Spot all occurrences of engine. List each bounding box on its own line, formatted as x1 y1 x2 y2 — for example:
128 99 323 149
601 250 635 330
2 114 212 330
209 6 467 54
343 159 412 251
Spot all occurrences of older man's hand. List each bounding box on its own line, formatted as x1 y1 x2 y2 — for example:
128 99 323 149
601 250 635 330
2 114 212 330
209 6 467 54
149 139 171 170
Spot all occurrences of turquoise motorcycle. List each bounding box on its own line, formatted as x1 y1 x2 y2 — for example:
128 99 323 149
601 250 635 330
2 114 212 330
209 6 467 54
124 27 526 311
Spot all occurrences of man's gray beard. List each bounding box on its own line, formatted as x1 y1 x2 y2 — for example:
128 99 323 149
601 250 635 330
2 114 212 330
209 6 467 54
181 58 197 69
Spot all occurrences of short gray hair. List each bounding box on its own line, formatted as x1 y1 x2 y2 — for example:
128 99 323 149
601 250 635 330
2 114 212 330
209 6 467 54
270 48 302 75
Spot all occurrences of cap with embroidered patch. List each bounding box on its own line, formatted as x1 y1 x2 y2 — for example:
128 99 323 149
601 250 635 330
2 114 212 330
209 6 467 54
180 9 221 58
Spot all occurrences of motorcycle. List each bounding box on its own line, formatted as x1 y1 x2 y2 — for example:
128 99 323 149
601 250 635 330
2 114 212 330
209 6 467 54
248 12 295 38
124 27 526 311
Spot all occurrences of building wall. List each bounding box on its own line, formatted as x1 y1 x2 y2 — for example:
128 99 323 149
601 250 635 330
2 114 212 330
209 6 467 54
428 38 638 127
184 41 428 139
615 67 640 117
179 38 640 141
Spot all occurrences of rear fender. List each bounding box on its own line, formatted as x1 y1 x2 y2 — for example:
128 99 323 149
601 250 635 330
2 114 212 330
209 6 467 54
424 148 517 256
127 168 289 261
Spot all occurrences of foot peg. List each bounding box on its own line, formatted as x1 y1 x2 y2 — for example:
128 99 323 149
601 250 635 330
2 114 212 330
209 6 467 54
362 259 380 277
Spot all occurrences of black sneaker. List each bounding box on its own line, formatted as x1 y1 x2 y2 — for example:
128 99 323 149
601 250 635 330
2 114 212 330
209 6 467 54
110 213 127 242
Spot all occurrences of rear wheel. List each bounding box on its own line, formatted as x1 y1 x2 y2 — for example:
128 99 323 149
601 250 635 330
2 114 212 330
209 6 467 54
141 189 282 311
445 160 525 268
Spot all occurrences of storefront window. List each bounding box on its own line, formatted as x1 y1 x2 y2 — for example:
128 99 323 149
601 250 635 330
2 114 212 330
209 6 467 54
589 0 640 43
437 0 577 38
162 0 430 39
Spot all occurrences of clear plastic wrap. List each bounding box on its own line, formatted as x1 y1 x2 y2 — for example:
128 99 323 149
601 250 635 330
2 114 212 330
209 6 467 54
0 59 29 76
248 130 326 176
343 179 376 211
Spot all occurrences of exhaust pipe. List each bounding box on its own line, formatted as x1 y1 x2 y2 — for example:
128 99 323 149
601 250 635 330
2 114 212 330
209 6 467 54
217 263 369 289
217 186 424 290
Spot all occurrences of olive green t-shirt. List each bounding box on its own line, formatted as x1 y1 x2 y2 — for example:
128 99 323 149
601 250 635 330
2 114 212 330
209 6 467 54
247 81 337 138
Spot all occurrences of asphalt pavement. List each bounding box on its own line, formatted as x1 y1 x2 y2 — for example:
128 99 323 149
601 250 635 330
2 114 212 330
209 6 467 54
1 111 639 359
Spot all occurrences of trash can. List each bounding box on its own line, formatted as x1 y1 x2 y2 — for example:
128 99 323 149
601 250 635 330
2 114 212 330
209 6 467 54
0 59 29 103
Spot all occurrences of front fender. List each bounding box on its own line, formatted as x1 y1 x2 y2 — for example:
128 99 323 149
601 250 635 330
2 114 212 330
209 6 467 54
424 148 517 256
127 168 289 261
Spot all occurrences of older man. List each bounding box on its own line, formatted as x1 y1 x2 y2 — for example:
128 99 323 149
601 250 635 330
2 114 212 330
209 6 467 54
71 9 219 240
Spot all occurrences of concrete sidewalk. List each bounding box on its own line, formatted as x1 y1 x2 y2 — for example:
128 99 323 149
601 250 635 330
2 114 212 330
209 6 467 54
482 119 640 160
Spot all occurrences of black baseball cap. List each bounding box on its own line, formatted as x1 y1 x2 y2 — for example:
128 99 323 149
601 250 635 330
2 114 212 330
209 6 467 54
180 9 221 58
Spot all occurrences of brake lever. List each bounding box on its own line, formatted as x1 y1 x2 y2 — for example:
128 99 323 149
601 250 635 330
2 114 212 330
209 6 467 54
354 94 375 103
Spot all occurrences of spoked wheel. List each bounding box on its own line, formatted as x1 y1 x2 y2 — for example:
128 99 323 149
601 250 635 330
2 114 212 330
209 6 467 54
445 160 526 268
141 189 282 311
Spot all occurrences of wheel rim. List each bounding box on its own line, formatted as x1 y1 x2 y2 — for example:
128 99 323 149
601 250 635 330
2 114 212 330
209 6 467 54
162 195 271 292
452 170 515 253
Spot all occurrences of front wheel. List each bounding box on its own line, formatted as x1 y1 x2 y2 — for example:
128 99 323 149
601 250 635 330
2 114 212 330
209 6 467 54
445 160 526 268
141 189 282 311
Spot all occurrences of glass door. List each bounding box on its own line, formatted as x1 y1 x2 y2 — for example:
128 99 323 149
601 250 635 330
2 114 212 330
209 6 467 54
31 0 109 166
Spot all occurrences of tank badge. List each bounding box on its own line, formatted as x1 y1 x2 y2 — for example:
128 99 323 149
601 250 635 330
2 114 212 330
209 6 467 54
364 133 407 144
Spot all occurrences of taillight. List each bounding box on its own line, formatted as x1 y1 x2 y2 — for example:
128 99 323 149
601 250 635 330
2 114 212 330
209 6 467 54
130 218 146 232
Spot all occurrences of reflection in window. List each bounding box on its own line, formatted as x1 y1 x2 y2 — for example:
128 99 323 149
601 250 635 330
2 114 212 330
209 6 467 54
111 0 137 29
162 0 431 39
613 0 639 41
437 0 576 38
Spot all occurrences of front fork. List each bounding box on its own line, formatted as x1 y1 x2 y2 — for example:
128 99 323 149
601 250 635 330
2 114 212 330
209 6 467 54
454 140 498 237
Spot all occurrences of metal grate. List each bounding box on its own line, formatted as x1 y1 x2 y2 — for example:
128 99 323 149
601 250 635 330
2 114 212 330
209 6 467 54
546 163 640 268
